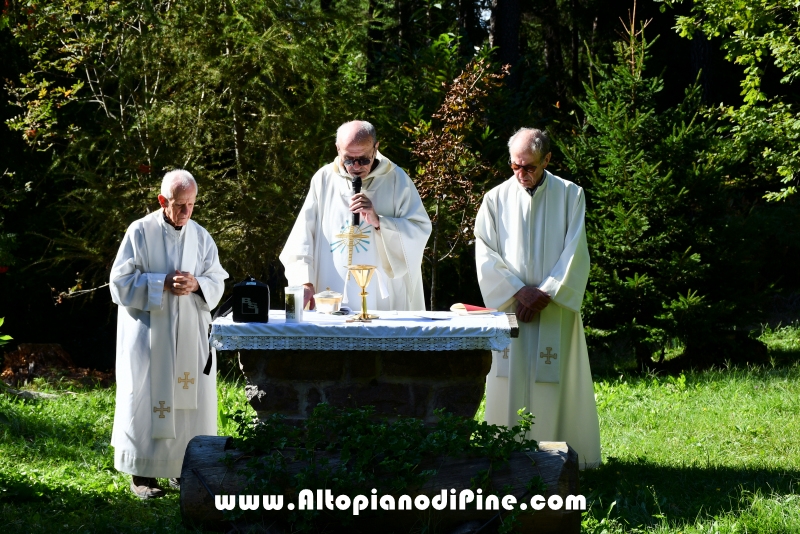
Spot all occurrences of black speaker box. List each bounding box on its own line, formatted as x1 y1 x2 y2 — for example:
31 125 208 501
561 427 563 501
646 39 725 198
231 276 269 323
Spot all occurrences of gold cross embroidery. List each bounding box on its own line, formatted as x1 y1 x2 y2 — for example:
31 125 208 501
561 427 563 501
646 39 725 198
334 224 370 279
540 347 558 364
501 347 510 359
178 371 195 390
153 401 171 418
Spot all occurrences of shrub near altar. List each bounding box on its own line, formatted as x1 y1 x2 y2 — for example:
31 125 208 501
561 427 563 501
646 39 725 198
220 404 543 533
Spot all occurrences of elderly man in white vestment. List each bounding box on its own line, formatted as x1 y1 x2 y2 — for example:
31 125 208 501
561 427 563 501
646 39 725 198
280 120 431 310
474 128 601 469
110 170 228 498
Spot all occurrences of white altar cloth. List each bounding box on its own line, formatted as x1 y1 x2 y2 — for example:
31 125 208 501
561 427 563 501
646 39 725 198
210 310 512 352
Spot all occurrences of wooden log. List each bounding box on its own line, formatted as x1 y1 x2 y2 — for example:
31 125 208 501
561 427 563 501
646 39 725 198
180 436 581 533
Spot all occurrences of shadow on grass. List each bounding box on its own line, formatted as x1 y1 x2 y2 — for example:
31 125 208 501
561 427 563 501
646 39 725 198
770 349 800 367
591 357 800 382
0 469 193 533
580 458 800 529
589 325 800 377
0 469 105 505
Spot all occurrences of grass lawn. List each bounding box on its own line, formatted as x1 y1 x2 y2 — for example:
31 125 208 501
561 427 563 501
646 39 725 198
581 323 800 534
583 365 800 533
0 365 255 533
1 326 799 533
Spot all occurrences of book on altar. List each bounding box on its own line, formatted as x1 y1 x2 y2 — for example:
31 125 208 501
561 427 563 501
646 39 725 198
450 303 497 315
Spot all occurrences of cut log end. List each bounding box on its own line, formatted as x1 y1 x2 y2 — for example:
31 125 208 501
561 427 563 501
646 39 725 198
180 436 581 533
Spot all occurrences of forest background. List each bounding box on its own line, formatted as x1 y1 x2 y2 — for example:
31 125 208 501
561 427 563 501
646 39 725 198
0 0 799 373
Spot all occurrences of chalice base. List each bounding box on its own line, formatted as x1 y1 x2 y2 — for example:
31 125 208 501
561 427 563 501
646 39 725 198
346 313 379 323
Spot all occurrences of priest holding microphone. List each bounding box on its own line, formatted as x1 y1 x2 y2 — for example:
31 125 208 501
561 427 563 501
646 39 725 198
280 120 431 311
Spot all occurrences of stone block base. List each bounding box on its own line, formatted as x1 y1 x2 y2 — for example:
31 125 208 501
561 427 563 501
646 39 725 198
238 349 491 423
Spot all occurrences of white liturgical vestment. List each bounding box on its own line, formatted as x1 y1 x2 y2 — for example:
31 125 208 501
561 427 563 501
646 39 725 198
110 210 228 477
474 171 601 469
280 152 431 311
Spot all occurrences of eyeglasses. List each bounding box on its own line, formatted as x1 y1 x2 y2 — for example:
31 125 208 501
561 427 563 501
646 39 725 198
509 159 540 174
343 156 373 167
343 146 377 168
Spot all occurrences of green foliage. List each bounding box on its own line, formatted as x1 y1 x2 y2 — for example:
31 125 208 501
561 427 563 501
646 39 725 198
229 403 537 530
5 0 368 284
216 364 257 436
0 234 15 268
0 0 505 311
658 0 800 200
409 56 507 309
363 1 492 156
559 22 733 367
0 317 11 347
378 32 468 135
0 169 20 269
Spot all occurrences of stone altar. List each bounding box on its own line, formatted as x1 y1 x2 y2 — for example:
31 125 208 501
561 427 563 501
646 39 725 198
210 310 518 422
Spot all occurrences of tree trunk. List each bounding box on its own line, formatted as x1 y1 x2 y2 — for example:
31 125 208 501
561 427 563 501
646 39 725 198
535 0 565 98
691 31 712 103
430 200 439 311
570 0 580 96
489 0 522 87
366 0 382 85
231 94 244 176
180 436 581 533
396 0 403 47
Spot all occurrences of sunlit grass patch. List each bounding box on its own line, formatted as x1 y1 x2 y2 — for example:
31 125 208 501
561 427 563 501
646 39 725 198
584 364 800 533
583 490 800 534
474 392 486 423
217 364 257 437
759 322 800 363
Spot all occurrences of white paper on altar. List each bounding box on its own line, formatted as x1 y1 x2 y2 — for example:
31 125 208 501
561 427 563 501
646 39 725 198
209 310 512 352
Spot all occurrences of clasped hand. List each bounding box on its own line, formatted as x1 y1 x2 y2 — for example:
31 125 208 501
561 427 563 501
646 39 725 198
514 286 551 323
349 193 379 228
164 270 199 296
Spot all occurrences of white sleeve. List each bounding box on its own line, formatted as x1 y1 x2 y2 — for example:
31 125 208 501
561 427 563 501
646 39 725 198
474 194 526 310
279 171 321 286
109 225 165 311
372 170 432 280
538 189 590 313
194 232 229 311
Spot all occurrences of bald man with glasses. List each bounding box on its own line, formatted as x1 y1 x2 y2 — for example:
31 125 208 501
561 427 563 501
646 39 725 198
280 120 432 312
473 127 601 470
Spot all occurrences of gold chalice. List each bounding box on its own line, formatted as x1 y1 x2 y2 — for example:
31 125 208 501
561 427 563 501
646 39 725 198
346 264 379 322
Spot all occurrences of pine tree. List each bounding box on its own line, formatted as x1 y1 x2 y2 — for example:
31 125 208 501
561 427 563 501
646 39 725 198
558 15 731 368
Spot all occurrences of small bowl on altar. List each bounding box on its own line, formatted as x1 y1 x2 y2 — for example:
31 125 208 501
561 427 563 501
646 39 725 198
314 287 343 313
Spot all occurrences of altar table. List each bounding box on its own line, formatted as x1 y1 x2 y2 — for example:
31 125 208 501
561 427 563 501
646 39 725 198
210 310 517 422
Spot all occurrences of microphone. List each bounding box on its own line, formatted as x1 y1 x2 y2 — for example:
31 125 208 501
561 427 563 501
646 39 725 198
352 176 362 227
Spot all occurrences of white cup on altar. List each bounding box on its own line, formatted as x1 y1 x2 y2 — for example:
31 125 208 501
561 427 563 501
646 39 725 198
285 286 304 323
